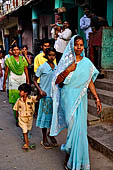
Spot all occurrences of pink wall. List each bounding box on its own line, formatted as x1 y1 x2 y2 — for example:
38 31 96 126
22 21 33 53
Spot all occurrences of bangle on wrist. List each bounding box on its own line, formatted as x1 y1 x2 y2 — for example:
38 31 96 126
60 74 65 79
96 98 100 102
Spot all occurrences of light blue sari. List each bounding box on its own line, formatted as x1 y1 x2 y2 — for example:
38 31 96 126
50 35 99 170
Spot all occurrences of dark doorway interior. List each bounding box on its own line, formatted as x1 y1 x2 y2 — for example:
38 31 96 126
90 0 107 19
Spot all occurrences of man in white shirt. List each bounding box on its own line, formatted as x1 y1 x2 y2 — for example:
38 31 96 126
80 9 92 41
80 9 92 56
54 21 72 63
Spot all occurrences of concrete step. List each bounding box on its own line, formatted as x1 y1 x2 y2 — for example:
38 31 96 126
88 99 113 121
95 78 113 92
88 122 113 161
101 69 113 79
88 88 113 106
87 113 100 125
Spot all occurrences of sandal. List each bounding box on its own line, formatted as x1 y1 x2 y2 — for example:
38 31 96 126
40 141 52 149
29 143 36 150
22 144 29 150
64 165 71 170
47 134 58 147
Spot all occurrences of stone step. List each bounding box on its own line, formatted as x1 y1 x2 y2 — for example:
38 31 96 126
88 99 109 117
88 99 113 121
88 88 113 106
95 78 113 92
88 122 113 161
87 113 100 125
101 69 113 79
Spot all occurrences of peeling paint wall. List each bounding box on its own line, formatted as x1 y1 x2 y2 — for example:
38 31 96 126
101 27 113 69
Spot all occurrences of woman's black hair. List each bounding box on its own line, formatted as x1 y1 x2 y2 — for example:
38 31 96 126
74 35 84 44
18 83 31 95
12 44 20 50
22 45 28 50
45 47 56 56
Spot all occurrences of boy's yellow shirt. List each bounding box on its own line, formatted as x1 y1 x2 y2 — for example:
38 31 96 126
13 96 38 117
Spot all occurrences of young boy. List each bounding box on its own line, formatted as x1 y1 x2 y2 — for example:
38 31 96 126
13 83 40 150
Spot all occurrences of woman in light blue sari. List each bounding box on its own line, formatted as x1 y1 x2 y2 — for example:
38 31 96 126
50 35 102 170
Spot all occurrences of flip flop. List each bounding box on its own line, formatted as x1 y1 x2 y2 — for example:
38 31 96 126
29 143 36 150
47 134 58 147
40 141 52 149
64 165 71 170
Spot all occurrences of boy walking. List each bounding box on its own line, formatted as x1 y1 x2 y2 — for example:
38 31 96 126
13 83 40 150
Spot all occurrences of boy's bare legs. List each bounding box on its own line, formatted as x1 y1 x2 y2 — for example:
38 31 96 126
23 133 29 148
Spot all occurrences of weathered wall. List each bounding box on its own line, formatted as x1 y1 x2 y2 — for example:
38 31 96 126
101 27 113 69
22 21 33 53
107 0 113 26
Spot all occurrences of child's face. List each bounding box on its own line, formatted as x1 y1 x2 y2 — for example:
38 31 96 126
19 90 27 97
47 51 56 62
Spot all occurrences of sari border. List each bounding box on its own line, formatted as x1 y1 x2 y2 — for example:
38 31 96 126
68 65 97 131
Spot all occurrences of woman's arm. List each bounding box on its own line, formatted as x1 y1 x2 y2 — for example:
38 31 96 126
34 76 47 97
55 61 77 84
24 66 29 84
22 51 31 65
24 54 31 65
3 66 9 91
88 79 102 114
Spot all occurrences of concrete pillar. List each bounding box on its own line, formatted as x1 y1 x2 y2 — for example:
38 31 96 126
32 6 39 55
4 34 9 54
107 0 113 26
17 30 22 49
55 0 63 9
4 29 9 54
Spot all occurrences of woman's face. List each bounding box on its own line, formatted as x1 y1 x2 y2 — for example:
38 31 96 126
22 47 28 54
74 39 84 55
13 47 20 56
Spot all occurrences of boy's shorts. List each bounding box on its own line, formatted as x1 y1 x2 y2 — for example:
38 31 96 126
18 116 33 133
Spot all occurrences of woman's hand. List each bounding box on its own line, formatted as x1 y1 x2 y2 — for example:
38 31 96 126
89 79 102 114
39 89 47 97
55 61 77 85
67 61 77 73
96 100 102 114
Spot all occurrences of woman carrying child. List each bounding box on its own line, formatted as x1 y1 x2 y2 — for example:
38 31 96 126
34 47 58 149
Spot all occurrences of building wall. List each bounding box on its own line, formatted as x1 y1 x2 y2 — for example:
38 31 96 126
101 27 113 69
39 15 52 39
22 29 32 53
22 20 33 53
107 0 113 26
